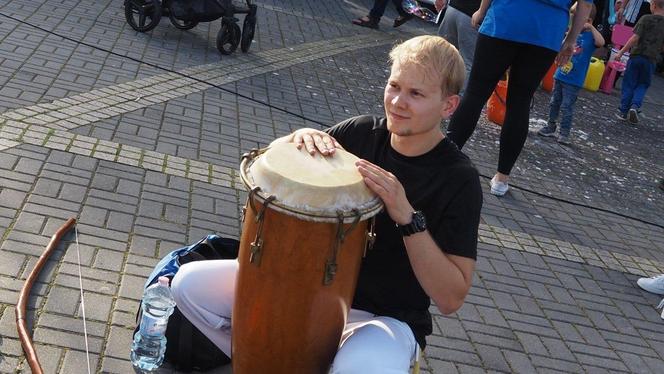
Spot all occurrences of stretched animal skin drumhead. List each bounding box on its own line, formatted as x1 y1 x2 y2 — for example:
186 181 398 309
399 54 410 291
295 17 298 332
247 142 381 217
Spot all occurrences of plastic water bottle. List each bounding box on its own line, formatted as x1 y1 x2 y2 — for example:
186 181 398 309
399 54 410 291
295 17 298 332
130 276 176 373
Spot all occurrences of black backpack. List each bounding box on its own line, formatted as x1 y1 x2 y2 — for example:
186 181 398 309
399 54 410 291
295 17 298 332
135 235 239 372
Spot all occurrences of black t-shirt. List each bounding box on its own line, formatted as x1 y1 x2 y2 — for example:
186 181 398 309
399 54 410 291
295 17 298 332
325 115 482 348
449 0 481 18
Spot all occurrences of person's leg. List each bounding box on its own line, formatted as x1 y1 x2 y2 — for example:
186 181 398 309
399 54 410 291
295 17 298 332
539 79 562 137
447 34 518 149
620 58 638 114
548 80 564 124
437 7 460 49
391 0 410 17
629 57 655 110
558 82 581 137
497 43 557 175
368 0 390 20
171 259 238 357
453 8 479 90
330 310 417 374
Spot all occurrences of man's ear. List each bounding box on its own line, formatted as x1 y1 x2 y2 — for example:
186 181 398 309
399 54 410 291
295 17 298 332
440 94 461 120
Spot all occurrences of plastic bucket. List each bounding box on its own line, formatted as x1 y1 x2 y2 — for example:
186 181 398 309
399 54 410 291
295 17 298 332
541 63 556 92
487 80 508 126
583 57 605 92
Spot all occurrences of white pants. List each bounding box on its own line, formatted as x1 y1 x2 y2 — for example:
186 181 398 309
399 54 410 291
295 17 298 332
171 260 418 373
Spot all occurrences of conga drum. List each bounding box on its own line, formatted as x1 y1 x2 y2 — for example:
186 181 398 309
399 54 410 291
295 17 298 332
234 142 383 374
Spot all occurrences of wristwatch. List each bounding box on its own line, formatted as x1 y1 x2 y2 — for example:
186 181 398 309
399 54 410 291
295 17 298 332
396 211 427 236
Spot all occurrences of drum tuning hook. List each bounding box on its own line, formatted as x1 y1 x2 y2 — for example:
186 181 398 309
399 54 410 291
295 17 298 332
248 192 275 266
324 209 362 285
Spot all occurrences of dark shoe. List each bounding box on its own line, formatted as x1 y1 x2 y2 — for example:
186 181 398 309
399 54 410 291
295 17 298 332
557 133 571 145
352 16 379 29
659 179 664 192
628 108 639 124
393 15 413 28
615 111 627 121
538 124 557 137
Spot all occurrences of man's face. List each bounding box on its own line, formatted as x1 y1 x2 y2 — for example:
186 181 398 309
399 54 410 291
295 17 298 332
383 62 447 137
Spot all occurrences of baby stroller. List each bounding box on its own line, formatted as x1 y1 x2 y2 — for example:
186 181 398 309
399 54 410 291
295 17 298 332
124 0 257 55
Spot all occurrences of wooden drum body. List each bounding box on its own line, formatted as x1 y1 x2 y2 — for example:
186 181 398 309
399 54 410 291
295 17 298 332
233 143 382 374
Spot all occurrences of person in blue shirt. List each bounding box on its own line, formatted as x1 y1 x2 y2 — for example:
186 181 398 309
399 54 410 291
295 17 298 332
539 3 605 145
446 0 593 196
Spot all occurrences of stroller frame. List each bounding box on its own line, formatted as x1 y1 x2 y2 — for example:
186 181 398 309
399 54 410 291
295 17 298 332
124 0 257 55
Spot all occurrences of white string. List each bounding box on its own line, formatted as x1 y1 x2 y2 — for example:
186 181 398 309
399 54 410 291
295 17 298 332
75 226 92 374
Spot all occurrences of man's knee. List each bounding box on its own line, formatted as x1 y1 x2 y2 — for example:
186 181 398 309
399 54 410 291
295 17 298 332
170 263 195 304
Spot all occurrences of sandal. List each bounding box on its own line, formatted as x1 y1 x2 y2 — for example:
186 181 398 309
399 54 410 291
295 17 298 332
352 16 379 29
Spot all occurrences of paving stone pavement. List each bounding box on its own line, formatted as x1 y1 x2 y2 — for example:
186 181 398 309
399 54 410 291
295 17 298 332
0 0 663 373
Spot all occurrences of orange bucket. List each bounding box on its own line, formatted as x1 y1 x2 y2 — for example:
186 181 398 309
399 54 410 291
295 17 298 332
541 63 556 92
487 79 507 126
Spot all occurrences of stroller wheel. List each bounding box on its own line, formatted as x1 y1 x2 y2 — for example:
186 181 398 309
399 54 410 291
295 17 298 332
240 5 257 53
124 0 162 32
169 12 198 30
217 19 241 55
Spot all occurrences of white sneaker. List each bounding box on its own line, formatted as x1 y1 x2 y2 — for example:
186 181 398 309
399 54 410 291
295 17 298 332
490 176 509 196
657 299 664 319
637 274 664 295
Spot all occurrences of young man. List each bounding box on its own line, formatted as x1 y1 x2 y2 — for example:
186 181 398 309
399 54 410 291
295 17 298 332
172 35 483 372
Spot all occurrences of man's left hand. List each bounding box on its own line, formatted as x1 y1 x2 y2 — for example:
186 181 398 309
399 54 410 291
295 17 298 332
356 159 413 225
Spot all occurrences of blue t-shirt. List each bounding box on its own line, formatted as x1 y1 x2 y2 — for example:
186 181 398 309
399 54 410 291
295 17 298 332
479 0 593 52
553 30 596 87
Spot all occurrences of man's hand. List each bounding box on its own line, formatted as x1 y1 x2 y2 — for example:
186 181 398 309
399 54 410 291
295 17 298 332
291 128 342 156
356 159 413 225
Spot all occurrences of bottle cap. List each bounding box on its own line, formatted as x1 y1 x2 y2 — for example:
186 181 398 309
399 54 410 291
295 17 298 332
158 276 170 287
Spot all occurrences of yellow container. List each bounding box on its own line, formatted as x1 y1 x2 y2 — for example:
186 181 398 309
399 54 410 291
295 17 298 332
583 57 605 92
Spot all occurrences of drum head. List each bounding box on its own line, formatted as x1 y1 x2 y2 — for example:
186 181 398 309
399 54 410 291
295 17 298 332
242 143 382 222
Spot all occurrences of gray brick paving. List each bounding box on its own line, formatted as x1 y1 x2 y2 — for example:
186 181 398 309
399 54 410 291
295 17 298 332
1 0 664 373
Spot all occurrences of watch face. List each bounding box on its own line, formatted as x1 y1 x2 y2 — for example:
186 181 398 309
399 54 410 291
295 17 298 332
413 211 427 231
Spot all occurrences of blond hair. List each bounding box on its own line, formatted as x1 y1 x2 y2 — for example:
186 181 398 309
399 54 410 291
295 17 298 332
388 35 465 96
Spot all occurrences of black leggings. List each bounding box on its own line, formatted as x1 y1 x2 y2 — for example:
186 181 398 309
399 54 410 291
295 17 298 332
447 34 557 175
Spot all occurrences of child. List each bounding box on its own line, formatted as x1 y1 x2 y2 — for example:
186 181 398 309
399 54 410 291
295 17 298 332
539 3 604 145
614 0 664 124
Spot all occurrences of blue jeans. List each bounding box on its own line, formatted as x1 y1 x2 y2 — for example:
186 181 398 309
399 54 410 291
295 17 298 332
548 79 581 136
620 55 655 113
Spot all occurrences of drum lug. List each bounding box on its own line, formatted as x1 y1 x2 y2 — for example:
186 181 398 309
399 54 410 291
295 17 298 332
364 216 377 257
250 239 263 264
324 261 337 285
247 191 275 267
324 210 361 285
